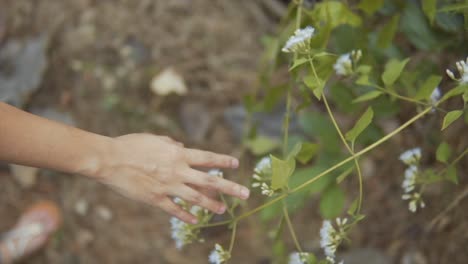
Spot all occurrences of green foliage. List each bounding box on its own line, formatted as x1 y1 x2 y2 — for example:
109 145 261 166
377 15 400 49
271 155 296 190
358 0 384 16
345 107 374 143
320 184 345 219
442 110 463 130
245 136 279 155
422 0 437 24
382 58 410 87
436 142 452 163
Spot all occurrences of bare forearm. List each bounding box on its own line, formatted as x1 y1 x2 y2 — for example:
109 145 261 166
0 102 110 177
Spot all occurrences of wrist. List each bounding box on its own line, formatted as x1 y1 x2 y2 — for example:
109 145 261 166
74 134 115 180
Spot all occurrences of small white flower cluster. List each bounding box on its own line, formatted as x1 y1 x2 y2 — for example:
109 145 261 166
320 218 347 264
333 50 362 76
282 26 315 53
399 148 425 213
209 243 231 264
252 157 277 196
288 252 312 264
446 57 468 84
170 198 210 249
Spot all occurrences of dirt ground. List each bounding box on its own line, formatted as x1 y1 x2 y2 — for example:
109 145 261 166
0 0 467 264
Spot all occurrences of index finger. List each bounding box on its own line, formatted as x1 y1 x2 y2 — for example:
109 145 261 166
183 148 239 168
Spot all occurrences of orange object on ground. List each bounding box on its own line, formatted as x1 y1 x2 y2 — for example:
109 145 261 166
0 201 62 264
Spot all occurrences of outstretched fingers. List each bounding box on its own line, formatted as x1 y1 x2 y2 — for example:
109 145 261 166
157 197 197 224
174 185 226 215
183 149 239 169
182 168 250 200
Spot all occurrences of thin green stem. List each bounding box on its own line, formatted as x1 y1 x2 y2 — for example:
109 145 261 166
282 201 303 252
322 94 364 213
195 107 433 229
228 221 238 253
372 85 447 113
220 193 234 217
283 86 292 156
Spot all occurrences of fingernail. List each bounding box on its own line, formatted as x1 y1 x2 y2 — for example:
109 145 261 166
231 159 239 168
191 218 198 224
241 187 250 199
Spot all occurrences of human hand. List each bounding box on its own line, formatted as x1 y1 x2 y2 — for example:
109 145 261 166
92 133 249 224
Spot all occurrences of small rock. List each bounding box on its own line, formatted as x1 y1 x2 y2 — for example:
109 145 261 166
224 104 302 142
9 164 39 188
340 248 392 264
179 102 212 142
95 205 113 221
0 36 48 107
120 38 150 65
150 68 187 96
74 199 89 216
401 250 427 264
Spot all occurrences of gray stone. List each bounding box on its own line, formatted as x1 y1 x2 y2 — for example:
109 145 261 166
340 248 393 264
223 104 302 142
180 101 212 143
0 36 48 107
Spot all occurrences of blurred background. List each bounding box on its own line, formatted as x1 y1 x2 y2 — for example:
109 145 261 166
0 0 467 263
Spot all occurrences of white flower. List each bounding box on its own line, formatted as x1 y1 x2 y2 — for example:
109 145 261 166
320 221 337 261
399 148 422 165
254 156 272 174
170 217 190 249
170 198 207 249
260 183 275 197
209 244 230 264
252 156 277 196
333 50 362 76
402 193 425 213
446 57 468 84
282 26 315 53
208 169 223 178
334 54 352 76
288 252 312 264
319 219 347 263
430 87 441 104
402 165 418 193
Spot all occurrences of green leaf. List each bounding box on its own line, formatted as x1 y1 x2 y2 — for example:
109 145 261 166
345 107 374 142
271 155 296 190
358 0 384 16
312 2 362 29
422 0 437 24
436 142 452 164
303 55 335 100
304 74 325 100
401 2 439 50
446 165 458 184
441 110 463 130
439 3 468 13
320 184 345 219
382 58 410 87
377 15 400 49
287 142 303 159
245 136 279 155
415 75 442 100
296 143 319 164
353 91 383 103
440 84 467 102
336 166 354 184
290 57 309 71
